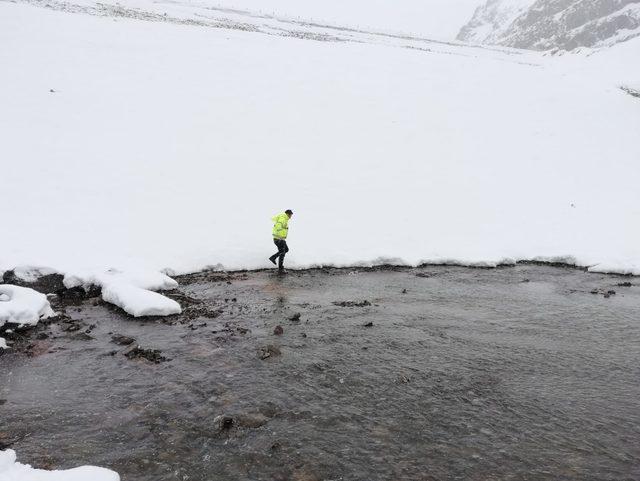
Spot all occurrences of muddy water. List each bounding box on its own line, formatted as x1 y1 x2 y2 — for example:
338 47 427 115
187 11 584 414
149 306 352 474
1 265 639 481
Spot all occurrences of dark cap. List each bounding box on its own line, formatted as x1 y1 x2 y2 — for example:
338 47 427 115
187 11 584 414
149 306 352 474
285 209 293 215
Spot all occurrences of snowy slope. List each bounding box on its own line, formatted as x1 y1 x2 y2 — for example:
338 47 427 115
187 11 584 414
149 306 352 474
457 0 537 44
1 0 640 294
458 0 640 50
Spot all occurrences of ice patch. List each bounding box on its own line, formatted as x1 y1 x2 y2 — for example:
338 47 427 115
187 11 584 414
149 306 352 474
0 449 120 481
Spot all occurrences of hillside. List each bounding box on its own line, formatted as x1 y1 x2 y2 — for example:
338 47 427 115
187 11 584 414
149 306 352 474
458 0 640 50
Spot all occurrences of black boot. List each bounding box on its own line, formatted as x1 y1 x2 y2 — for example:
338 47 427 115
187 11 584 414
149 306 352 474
269 254 278 265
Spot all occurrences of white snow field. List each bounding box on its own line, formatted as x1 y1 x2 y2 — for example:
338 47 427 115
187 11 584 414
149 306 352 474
0 449 120 481
1 0 640 320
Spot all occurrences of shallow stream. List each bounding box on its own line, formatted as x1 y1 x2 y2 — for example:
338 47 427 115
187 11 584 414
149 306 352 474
1 265 639 480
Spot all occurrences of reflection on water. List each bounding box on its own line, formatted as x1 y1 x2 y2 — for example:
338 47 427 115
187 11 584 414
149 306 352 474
1 265 639 481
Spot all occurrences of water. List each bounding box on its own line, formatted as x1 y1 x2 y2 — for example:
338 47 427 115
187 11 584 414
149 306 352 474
1 265 639 480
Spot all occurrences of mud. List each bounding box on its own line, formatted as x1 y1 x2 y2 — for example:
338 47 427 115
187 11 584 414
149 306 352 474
1 264 639 481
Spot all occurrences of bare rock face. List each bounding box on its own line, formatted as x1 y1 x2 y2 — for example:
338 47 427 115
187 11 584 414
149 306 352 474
458 0 640 50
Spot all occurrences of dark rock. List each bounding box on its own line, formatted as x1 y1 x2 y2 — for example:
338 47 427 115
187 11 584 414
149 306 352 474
273 325 284 336
213 414 234 432
363 321 374 327
124 346 168 363
521 279 530 283
590 289 599 294
401 288 407 294
258 345 281 360
617 282 633 287
607 290 616 295
270 441 282 451
333 300 371 307
289 312 301 322
111 334 135 345
415 273 431 278
301 333 307 338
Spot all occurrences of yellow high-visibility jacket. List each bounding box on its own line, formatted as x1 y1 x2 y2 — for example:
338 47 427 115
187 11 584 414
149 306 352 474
272 212 289 240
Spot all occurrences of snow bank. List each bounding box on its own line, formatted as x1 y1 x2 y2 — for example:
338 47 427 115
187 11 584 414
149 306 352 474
63 268 181 317
101 283 181 317
0 285 54 326
0 449 119 481
0 2 639 285
0 285 54 349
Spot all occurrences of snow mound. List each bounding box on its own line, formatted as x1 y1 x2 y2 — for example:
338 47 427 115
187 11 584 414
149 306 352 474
0 285 54 350
0 449 120 481
0 285 54 326
101 282 181 317
63 268 181 317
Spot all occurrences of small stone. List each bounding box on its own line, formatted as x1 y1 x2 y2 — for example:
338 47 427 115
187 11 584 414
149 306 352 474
401 289 407 294
258 345 281 360
213 415 234 432
270 441 282 451
111 334 135 345
607 290 616 295
289 312 301 322
273 325 284 336
590 289 599 294
363 321 374 327
617 282 632 287
124 346 167 363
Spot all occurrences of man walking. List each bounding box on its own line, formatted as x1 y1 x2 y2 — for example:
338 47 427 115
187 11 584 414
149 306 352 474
269 209 293 272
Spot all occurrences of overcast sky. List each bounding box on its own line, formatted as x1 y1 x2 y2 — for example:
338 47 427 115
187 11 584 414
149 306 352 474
215 0 484 39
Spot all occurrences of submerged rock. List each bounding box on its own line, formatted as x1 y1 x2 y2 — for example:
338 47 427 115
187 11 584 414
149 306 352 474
333 300 371 307
124 346 167 363
111 334 135 345
258 345 281 360
213 414 235 432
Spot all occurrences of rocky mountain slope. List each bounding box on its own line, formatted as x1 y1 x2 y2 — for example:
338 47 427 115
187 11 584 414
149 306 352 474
458 0 640 50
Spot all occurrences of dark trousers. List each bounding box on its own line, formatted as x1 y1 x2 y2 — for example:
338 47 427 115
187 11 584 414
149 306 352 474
272 238 289 269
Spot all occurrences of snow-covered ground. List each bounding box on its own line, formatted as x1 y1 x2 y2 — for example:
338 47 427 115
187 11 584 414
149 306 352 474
1 0 640 317
0 449 119 481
